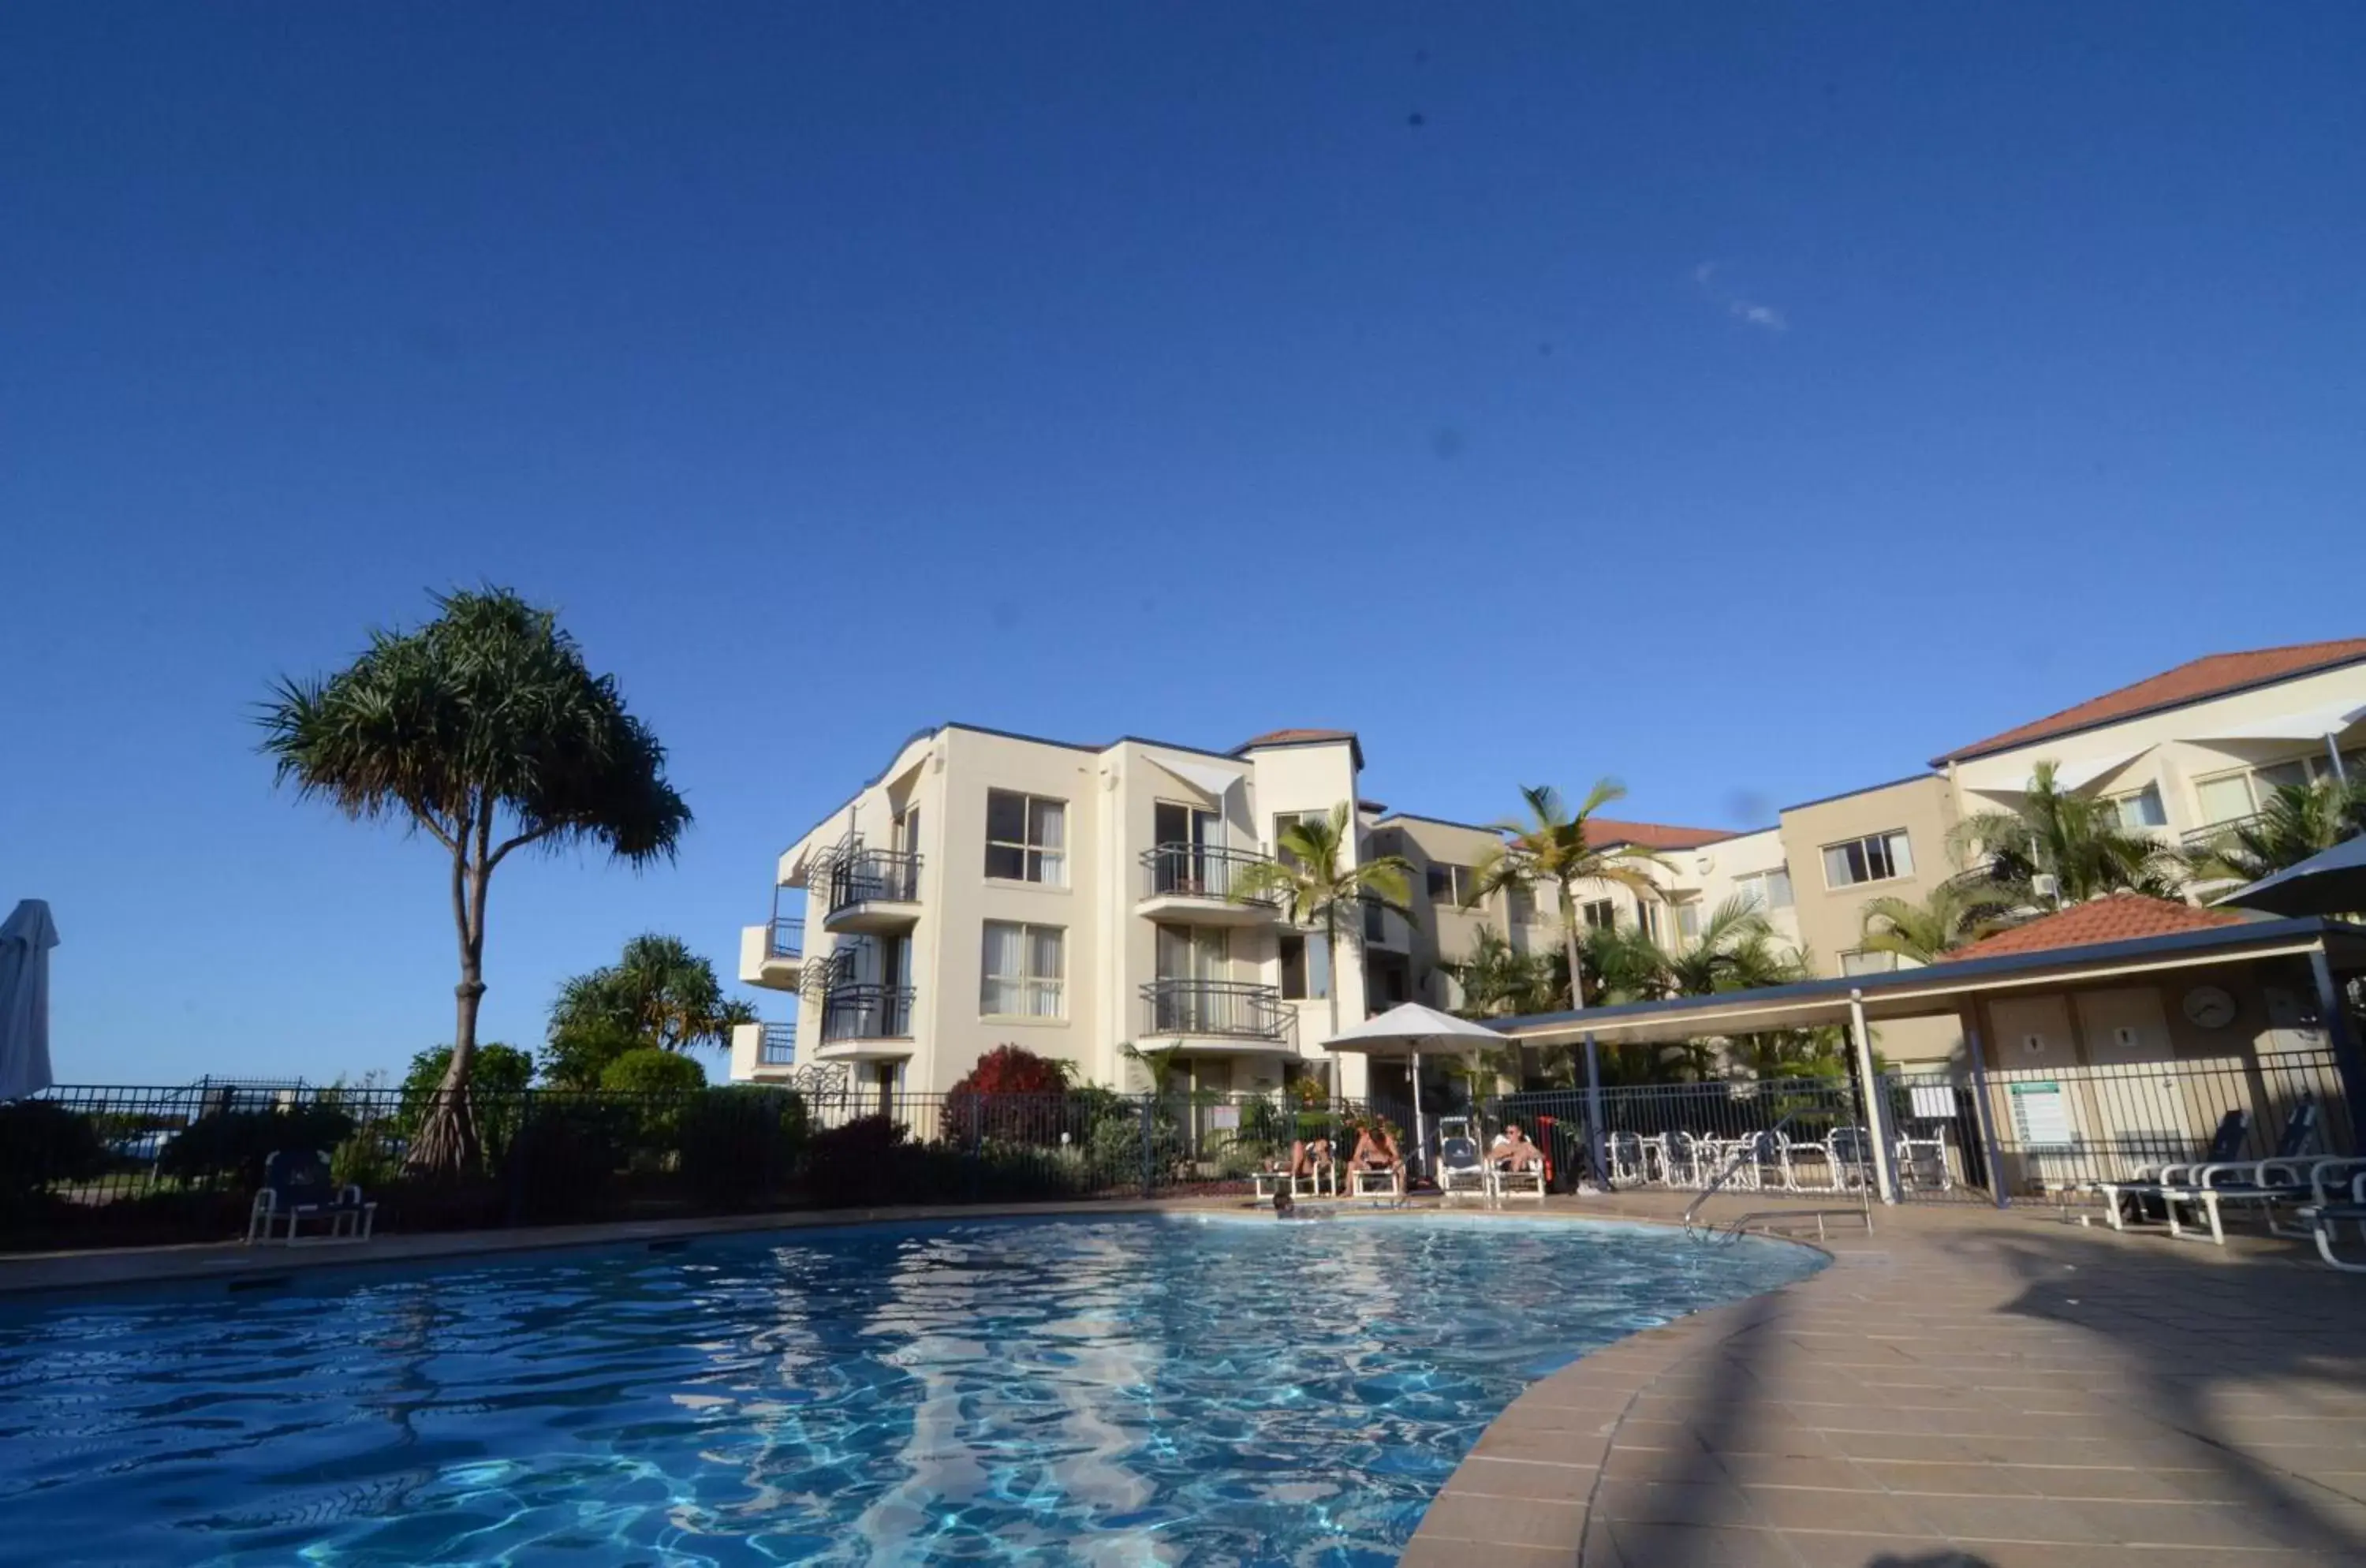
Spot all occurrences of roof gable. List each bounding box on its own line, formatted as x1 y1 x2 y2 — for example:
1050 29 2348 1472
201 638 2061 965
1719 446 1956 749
1934 638 2366 765
1938 893 2241 963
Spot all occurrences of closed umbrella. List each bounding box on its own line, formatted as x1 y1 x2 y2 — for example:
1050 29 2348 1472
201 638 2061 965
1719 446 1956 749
1320 1002 1508 1178
0 900 58 1101
2217 835 2366 919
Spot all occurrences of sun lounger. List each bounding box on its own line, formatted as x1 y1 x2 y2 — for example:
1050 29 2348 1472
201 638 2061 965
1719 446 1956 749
1349 1163 1404 1200
248 1148 376 1245
1437 1133 1491 1204
2092 1109 2249 1234
2300 1163 2366 1277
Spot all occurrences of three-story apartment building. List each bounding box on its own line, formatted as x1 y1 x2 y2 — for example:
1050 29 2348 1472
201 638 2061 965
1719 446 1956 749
733 638 2366 1091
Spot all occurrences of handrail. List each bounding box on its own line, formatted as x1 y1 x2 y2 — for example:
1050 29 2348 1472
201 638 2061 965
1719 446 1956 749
1138 843 1281 905
1682 1111 1804 1241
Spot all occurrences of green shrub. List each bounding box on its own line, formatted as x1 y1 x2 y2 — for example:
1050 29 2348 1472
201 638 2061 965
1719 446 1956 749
498 1102 621 1221
678 1088 805 1208
599 1047 707 1094
804 1115 909 1207
330 1129 400 1190
0 1102 109 1196
160 1104 359 1188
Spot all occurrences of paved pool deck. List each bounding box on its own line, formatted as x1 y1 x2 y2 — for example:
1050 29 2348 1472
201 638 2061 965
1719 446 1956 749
7 1191 2364 1565
1405 1192 2366 1568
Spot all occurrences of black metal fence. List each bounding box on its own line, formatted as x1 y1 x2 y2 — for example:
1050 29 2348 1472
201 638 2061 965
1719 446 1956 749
0 1081 1413 1253
1139 843 1280 905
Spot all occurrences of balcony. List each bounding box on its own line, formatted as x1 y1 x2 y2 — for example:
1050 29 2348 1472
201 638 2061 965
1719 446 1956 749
729 1020 799 1078
1134 845 1282 926
822 847 924 935
1138 979 1293 1052
737 916 804 990
2181 812 2263 849
817 984 916 1058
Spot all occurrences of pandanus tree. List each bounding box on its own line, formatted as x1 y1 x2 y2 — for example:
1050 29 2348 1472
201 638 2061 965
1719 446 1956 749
1467 782 1671 1014
260 588 689 1174
1231 801 1416 1080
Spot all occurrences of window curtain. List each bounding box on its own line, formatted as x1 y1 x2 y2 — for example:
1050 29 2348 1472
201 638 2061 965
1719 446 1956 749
1307 932 1331 1000
980 921 1024 1015
1032 799 1065 884
1027 926 1064 1017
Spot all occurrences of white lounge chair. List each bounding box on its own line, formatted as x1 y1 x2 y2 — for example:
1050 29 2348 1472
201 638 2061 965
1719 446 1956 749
1435 1122 1489 1203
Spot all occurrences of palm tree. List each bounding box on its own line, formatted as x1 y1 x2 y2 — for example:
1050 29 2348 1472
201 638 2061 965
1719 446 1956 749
1950 759 2186 909
260 588 689 1173
1857 881 2017 965
1442 924 1558 1018
1467 782 1671 1015
1232 801 1416 1087
544 933 756 1088
2181 778 2366 885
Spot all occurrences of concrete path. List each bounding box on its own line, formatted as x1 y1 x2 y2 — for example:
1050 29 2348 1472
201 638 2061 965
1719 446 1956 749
1405 1194 2366 1567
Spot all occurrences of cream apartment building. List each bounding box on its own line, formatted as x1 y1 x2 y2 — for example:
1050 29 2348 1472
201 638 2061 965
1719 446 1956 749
730 724 1383 1099
731 638 2366 1093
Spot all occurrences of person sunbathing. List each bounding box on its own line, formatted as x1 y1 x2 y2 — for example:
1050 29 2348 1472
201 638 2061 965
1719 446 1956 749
1490 1122 1543 1174
1351 1124 1405 1181
1287 1137 1334 1185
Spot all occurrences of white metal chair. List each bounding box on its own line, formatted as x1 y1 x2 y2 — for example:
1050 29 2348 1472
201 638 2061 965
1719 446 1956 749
248 1149 376 1246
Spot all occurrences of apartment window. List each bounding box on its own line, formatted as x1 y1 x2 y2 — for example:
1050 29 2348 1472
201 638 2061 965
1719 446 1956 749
1581 898 1618 931
2103 784 2168 831
1822 831 1913 889
1735 867 1794 912
1278 931 1331 1000
1840 949 1900 976
1272 810 1326 867
2197 754 2366 825
980 921 1065 1017
1362 899 1386 943
1676 901 1701 941
1506 883 1537 924
985 790 1066 884
1426 864 1472 906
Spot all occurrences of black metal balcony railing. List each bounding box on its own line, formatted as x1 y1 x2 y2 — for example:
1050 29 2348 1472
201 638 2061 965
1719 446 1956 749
758 1022 797 1065
819 984 916 1043
1139 979 1290 1043
827 849 922 914
767 917 805 961
2181 812 2263 849
1139 843 1280 905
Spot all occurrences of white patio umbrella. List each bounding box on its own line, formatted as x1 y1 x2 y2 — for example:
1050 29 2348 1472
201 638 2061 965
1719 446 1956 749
1320 1002 1508 1177
0 900 59 1101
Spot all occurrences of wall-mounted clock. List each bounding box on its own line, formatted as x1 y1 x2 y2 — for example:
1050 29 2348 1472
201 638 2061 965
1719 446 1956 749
2182 985 2237 1030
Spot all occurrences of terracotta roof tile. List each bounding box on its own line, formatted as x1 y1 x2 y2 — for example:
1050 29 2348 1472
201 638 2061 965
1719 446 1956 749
1938 893 2241 963
1587 818 1733 852
1934 638 2366 765
1234 727 1358 750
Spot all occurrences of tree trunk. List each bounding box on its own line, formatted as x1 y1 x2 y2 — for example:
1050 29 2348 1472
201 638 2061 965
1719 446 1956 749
1324 909 1342 1147
410 846 488 1176
1560 883 1588 1013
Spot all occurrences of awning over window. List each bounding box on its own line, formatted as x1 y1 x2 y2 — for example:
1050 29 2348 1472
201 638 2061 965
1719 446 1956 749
2193 698 2366 743
1148 753 1245 802
1955 745 2153 797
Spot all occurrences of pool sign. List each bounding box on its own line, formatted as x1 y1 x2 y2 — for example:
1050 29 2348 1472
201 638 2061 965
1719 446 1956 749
2008 1081 2074 1149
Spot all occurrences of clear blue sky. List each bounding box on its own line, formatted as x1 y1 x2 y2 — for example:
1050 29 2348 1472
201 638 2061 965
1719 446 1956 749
5 5 2361 1085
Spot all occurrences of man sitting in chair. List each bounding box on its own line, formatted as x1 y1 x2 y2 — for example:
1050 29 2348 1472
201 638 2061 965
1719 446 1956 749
1350 1122 1405 1185
1490 1122 1543 1174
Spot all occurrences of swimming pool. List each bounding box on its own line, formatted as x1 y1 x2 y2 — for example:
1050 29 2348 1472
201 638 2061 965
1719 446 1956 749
0 1213 1819 1566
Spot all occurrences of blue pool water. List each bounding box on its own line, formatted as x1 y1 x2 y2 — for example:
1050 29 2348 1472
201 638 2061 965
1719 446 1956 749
0 1214 1819 1566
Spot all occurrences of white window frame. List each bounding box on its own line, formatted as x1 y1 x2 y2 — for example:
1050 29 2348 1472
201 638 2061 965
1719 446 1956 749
980 920 1065 1019
984 790 1068 887
2102 782 2168 831
1821 830 1913 890
1580 898 1618 931
1733 867 1795 912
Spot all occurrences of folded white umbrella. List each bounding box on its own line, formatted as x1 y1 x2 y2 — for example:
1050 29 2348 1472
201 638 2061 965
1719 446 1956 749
1321 1002 1508 1176
0 899 59 1102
